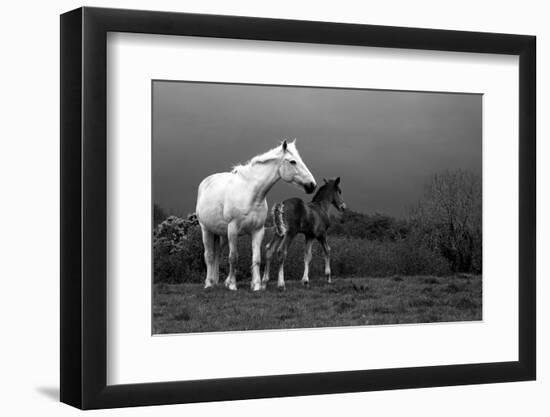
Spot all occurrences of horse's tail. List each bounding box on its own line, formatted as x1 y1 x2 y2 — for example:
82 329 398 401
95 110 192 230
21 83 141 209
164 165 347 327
272 202 287 237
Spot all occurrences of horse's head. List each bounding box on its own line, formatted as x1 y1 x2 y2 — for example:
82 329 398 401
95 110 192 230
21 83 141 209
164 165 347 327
278 139 317 194
316 177 346 211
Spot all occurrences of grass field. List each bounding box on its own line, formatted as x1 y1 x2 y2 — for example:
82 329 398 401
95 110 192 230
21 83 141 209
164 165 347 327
152 275 482 334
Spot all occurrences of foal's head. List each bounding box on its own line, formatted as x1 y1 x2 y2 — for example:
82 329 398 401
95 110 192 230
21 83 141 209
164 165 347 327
312 177 346 211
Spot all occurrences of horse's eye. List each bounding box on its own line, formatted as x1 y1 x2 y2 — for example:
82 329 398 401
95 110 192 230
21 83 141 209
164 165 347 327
289 160 297 165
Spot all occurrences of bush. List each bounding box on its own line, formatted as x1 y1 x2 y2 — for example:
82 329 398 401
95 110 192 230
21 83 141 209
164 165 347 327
153 215 204 283
153 218 451 284
270 235 450 281
329 210 409 241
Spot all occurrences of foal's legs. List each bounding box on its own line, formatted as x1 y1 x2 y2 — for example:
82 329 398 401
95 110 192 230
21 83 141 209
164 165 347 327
224 222 239 291
250 227 265 291
319 235 332 283
301 237 314 286
277 234 294 289
201 227 217 288
261 234 283 290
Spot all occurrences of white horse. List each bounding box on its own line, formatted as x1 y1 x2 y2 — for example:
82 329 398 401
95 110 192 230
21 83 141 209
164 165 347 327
195 139 316 291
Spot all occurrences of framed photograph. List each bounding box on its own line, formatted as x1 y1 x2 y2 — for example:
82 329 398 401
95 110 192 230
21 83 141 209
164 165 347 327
60 6 536 409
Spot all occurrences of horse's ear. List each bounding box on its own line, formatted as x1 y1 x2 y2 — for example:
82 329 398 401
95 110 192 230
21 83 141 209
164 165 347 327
282 140 287 152
335 177 340 185
292 138 297 144
323 178 328 184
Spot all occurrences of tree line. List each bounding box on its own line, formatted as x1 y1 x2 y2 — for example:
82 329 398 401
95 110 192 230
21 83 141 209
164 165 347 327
153 169 481 282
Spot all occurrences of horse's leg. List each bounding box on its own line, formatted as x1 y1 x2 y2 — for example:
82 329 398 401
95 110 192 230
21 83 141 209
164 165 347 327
211 235 221 285
225 222 239 291
319 235 332 283
277 235 293 289
201 227 216 288
250 227 265 291
215 235 226 284
261 234 282 290
301 237 314 286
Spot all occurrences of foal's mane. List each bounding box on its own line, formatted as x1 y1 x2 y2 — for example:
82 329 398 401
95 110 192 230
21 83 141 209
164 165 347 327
311 180 338 203
311 183 330 203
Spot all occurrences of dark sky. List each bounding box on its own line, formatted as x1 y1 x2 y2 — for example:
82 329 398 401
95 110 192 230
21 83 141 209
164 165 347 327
152 81 481 218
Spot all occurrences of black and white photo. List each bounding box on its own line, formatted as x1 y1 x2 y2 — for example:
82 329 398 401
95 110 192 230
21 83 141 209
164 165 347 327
152 81 482 334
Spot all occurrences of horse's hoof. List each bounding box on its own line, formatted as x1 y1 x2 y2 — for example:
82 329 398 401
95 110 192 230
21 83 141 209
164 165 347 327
251 282 262 292
225 281 237 291
277 285 286 291
302 280 310 287
260 283 267 291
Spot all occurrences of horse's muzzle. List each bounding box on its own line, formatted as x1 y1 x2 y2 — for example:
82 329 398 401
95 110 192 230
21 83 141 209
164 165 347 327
304 182 316 194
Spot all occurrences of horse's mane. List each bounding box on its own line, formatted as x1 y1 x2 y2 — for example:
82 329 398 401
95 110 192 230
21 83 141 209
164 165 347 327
231 142 289 174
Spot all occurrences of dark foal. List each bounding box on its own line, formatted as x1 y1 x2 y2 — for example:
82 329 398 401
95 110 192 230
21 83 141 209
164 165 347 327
261 177 346 289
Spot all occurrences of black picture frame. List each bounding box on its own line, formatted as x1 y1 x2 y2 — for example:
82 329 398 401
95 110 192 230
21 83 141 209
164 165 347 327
60 6 536 410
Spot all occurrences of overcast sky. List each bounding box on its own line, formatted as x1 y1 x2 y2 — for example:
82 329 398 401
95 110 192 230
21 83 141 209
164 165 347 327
153 81 481 218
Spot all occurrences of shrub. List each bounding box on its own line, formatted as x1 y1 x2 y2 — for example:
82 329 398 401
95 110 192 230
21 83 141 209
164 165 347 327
153 215 204 283
153 216 452 284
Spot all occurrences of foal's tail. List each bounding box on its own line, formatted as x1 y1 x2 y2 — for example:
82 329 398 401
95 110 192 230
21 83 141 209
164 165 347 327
272 202 287 237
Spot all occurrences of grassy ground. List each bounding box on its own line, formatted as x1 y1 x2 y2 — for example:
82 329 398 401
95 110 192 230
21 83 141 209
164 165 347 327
152 275 482 334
